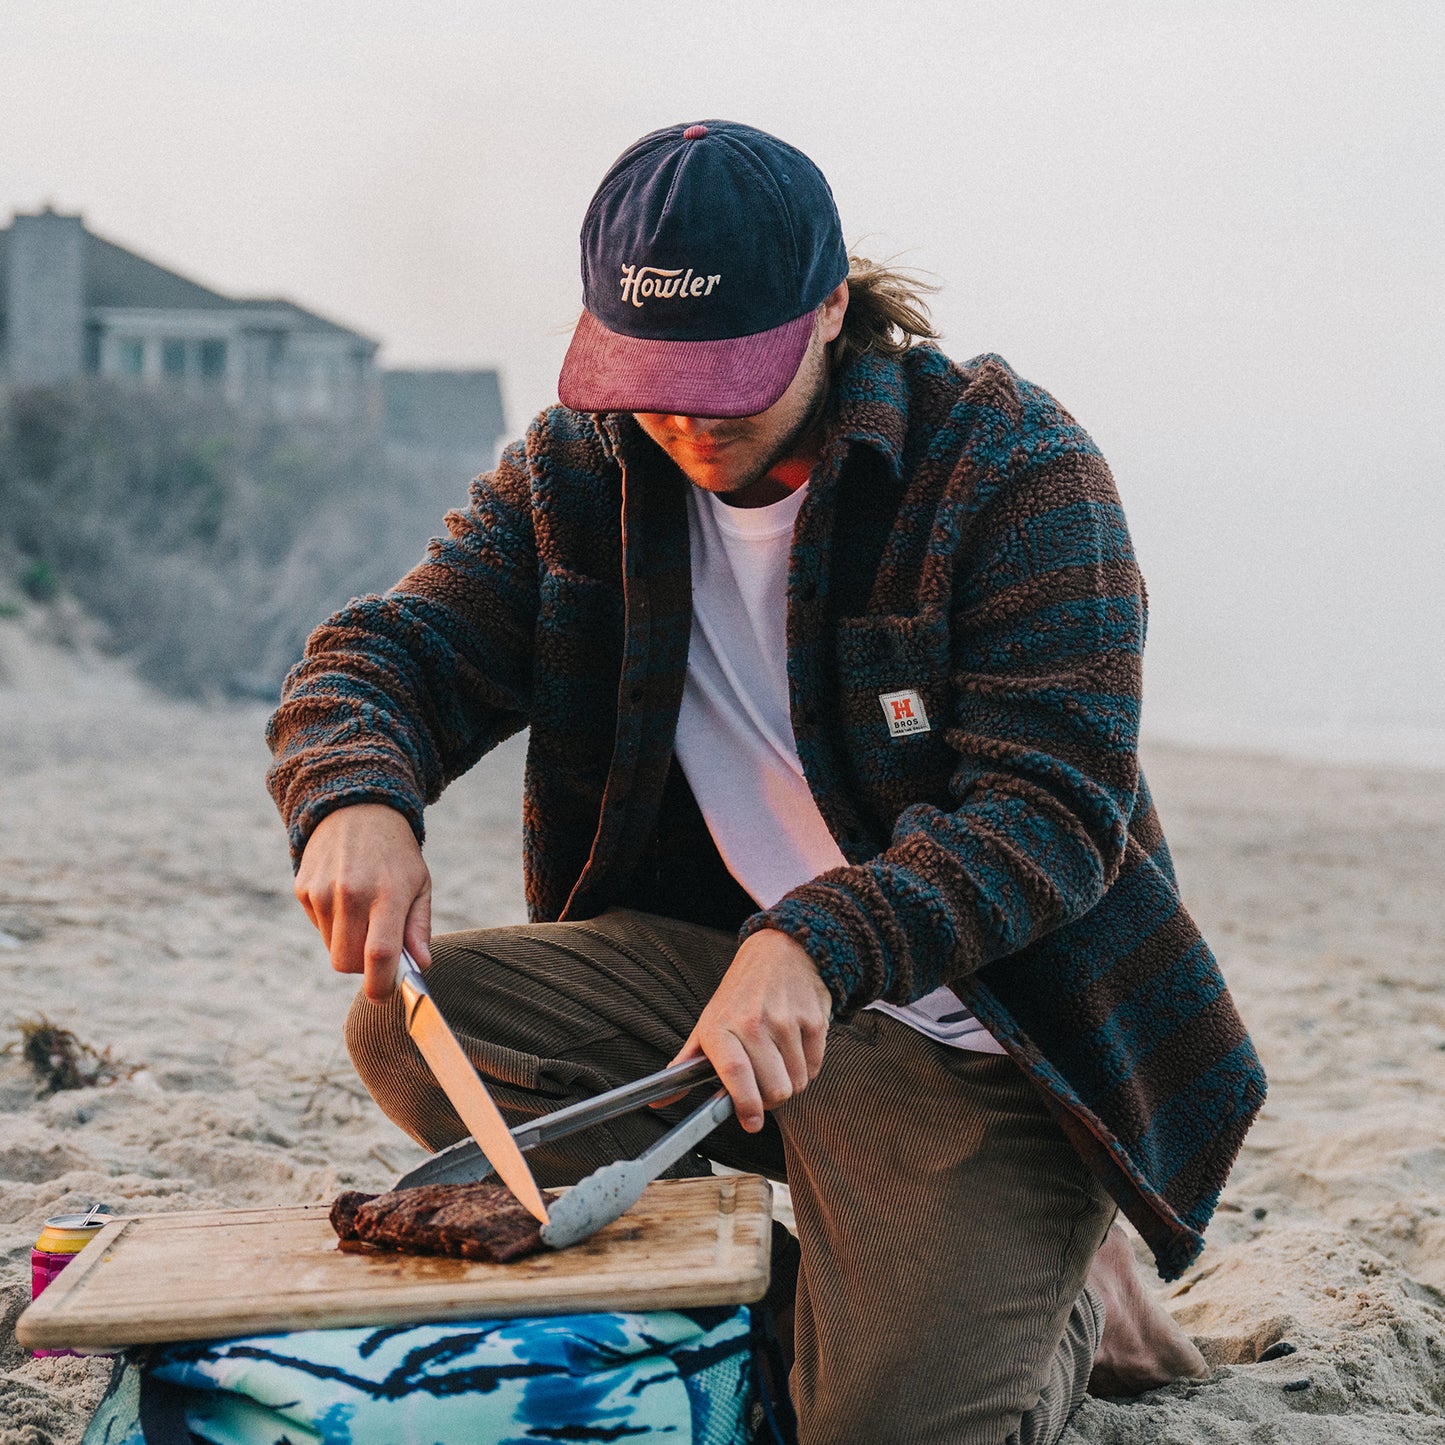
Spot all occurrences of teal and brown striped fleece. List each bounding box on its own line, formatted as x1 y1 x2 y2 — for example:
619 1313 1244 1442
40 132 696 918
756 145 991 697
267 346 1265 1280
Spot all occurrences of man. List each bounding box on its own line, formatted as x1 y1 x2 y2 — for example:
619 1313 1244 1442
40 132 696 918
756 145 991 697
268 120 1264 1443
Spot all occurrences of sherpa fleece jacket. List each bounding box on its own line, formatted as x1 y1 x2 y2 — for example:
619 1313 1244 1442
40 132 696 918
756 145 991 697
266 346 1266 1280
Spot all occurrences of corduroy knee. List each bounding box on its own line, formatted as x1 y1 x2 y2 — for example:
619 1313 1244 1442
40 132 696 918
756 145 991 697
342 984 453 1150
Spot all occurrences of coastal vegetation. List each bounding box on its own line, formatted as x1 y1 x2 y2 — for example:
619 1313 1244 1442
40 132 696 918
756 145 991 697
0 380 458 698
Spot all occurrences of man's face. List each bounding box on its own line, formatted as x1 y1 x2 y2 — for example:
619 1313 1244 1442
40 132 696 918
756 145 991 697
633 282 848 506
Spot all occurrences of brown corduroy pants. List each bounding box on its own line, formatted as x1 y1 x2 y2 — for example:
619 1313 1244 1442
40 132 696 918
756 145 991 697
345 910 1115 1445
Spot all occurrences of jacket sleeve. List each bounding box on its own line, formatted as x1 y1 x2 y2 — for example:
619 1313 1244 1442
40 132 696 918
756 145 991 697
265 438 540 868
742 421 1145 1015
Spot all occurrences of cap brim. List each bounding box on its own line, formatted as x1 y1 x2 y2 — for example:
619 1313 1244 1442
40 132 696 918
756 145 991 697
558 308 816 418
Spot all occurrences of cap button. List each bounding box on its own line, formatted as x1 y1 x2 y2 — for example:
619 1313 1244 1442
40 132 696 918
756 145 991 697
682 124 708 140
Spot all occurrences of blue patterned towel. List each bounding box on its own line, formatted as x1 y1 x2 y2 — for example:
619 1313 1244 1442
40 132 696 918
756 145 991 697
83 1307 760 1444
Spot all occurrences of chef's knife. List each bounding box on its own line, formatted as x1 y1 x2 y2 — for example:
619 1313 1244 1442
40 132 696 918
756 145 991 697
395 949 551 1224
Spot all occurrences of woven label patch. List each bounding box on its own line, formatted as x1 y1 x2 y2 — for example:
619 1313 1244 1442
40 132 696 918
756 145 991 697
879 689 930 738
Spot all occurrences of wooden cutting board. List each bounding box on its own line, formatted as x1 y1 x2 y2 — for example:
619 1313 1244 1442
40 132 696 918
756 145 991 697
17 1174 772 1352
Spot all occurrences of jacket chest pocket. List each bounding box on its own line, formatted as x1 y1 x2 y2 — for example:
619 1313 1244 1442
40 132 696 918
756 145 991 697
832 612 956 804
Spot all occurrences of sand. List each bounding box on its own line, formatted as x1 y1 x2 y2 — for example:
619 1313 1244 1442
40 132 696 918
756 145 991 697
1 618 1442 1443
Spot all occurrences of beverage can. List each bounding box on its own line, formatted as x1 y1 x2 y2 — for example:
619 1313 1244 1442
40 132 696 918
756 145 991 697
31 1205 114 1357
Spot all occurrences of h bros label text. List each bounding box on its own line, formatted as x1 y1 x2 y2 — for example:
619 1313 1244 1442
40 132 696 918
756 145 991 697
879 689 931 739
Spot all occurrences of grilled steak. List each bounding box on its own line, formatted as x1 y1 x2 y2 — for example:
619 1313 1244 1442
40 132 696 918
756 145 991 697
330 1190 369 1240
329 1182 554 1263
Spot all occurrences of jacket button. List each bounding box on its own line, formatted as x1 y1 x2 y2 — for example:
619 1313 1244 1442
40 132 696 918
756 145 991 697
629 687 644 704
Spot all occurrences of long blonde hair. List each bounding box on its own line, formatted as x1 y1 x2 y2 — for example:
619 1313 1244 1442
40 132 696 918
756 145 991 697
830 256 940 373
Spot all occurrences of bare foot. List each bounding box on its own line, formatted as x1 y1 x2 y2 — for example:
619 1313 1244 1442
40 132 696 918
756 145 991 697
1087 1223 1209 1397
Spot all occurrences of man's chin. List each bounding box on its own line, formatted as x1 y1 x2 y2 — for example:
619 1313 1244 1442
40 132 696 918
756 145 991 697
679 447 791 497
683 466 764 496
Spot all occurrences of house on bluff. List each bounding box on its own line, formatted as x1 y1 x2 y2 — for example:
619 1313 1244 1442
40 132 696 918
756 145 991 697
0 206 505 459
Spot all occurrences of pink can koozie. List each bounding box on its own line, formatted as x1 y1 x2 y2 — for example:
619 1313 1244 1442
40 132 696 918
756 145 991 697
31 1208 114 1358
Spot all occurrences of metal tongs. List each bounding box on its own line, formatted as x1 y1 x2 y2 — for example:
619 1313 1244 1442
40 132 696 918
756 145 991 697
390 1055 733 1250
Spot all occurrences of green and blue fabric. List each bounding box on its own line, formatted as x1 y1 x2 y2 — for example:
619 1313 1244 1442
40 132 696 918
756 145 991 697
84 1307 758 1445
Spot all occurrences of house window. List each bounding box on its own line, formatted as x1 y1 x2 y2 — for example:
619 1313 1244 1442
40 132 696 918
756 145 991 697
117 338 144 375
162 339 188 376
199 339 227 379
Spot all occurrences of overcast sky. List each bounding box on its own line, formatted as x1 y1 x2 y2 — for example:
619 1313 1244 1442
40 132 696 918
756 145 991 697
7 1 1443 763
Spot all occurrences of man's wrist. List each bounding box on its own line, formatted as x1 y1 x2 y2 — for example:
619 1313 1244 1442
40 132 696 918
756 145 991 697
739 909 856 1017
290 791 424 870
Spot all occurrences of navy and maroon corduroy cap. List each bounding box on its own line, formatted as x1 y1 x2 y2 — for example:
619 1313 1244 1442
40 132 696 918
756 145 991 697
558 120 848 418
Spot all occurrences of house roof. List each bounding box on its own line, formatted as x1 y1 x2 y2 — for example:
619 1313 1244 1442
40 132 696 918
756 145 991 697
84 231 242 312
237 298 377 345
0 215 377 348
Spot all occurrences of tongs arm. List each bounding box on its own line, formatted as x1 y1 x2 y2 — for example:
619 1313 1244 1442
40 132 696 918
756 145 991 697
511 1056 717 1152
391 1055 718 1190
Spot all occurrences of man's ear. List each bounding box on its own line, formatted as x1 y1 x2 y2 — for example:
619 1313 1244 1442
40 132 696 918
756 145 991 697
818 281 849 345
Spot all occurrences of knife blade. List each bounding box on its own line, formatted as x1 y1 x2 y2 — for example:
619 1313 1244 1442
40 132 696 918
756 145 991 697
395 950 550 1224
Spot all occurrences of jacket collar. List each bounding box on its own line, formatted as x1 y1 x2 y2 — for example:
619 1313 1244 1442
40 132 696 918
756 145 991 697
822 348 912 485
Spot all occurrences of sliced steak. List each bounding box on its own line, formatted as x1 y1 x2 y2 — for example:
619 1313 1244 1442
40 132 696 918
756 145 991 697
329 1181 554 1263
329 1190 371 1241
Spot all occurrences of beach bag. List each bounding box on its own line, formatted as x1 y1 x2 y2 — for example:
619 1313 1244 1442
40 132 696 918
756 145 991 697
82 1305 795 1445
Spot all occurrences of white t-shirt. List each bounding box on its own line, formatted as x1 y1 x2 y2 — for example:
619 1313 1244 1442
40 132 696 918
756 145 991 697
674 484 1004 1055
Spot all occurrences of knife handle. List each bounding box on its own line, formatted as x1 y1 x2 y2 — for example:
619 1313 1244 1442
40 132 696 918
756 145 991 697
397 949 427 991
396 950 429 1026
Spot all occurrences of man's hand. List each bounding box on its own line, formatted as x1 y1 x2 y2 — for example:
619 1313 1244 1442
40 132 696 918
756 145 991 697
669 929 833 1132
293 804 431 1001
